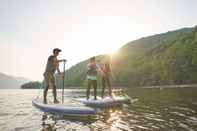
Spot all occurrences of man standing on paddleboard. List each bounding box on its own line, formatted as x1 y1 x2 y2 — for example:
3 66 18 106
43 48 66 104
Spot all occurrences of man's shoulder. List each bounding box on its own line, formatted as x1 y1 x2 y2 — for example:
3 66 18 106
48 55 55 61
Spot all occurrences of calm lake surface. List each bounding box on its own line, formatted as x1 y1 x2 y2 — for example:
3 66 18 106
1 87 197 131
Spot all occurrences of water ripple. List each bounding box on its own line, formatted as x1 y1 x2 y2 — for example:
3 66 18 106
1 88 197 130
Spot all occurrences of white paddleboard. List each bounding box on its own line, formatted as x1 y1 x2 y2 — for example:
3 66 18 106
77 96 131 108
32 98 96 117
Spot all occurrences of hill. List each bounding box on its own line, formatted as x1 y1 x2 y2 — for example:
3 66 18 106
56 26 197 88
0 73 30 89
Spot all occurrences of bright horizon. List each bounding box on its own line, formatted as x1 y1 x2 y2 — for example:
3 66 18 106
0 0 197 81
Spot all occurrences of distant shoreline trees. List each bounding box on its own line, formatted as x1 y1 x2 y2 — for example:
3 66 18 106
21 81 42 89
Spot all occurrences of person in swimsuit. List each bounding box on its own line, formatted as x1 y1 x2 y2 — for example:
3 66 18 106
43 48 66 104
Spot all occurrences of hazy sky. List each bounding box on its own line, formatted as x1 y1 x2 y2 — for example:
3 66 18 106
0 0 197 80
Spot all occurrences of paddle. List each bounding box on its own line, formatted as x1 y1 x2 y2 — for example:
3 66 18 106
62 60 66 104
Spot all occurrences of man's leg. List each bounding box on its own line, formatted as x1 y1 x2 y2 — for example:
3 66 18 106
50 75 59 103
93 80 97 100
43 77 49 104
86 79 91 100
52 84 59 103
101 77 106 98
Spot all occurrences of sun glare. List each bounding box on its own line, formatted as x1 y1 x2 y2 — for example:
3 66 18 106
108 48 119 56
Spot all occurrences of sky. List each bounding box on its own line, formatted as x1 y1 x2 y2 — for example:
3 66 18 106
0 0 197 81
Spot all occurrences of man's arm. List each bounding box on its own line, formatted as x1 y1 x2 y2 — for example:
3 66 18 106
56 59 65 79
56 62 65 79
56 59 66 72
56 63 61 74
57 59 66 63
96 63 104 76
51 56 61 74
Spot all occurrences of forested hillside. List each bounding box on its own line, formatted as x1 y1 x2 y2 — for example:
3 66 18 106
56 26 197 88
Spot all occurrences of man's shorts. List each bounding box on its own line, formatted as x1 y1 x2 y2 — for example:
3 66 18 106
87 75 97 81
43 72 55 87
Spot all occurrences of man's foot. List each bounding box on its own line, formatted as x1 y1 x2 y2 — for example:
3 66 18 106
54 99 60 103
43 99 47 104
109 95 114 99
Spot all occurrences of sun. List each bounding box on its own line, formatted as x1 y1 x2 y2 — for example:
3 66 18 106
108 48 119 55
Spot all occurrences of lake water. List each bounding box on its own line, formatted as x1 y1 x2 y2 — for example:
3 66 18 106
1 87 197 131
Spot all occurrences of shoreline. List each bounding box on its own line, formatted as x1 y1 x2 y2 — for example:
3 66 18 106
141 84 197 89
1 84 197 89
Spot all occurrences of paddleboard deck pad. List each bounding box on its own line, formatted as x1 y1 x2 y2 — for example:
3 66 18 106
77 96 131 108
32 98 96 117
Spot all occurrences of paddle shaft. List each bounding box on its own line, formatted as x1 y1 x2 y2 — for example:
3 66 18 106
62 61 66 103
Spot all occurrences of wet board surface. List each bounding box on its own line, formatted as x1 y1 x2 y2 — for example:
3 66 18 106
77 96 131 108
32 98 96 116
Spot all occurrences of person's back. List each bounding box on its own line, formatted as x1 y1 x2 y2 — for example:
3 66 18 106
44 55 57 75
44 55 58 75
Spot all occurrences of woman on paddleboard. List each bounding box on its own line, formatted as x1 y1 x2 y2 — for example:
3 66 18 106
86 57 102 100
100 55 112 98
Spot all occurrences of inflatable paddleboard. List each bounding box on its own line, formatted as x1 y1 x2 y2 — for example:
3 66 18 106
77 96 131 108
32 98 96 117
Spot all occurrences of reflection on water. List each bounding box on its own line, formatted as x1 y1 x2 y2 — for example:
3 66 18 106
40 106 127 131
1 87 197 131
